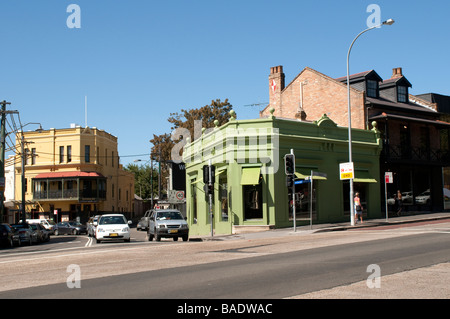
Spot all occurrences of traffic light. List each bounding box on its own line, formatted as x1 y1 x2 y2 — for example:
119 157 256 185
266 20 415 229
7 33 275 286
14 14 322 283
203 165 216 185
203 164 215 195
284 154 295 176
286 175 293 188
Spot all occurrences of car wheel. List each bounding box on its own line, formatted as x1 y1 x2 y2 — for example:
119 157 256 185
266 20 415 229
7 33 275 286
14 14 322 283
28 236 32 245
17 238 21 247
173 237 178 241
154 229 161 242
182 235 189 242
54 229 59 236
147 231 153 241
124 238 130 242
72 229 77 235
96 238 101 244
9 238 14 248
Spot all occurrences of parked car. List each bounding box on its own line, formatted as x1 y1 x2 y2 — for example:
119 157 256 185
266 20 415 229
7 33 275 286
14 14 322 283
25 219 56 234
87 215 101 237
54 222 77 235
29 223 50 242
415 189 431 205
95 214 132 243
137 210 152 231
147 209 189 242
10 223 37 245
68 221 87 234
0 223 21 248
387 191 413 205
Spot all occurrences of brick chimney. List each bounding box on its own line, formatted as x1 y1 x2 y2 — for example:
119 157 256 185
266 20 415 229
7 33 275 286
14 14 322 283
391 67 403 79
269 65 285 115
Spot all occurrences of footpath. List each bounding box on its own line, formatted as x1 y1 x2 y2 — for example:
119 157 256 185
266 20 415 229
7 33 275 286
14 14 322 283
195 211 450 299
194 211 450 241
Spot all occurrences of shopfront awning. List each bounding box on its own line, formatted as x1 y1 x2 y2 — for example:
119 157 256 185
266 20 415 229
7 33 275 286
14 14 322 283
240 167 261 185
295 169 327 180
353 170 377 183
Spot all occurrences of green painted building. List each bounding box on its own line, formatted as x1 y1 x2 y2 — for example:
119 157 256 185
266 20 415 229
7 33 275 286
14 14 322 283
183 109 382 236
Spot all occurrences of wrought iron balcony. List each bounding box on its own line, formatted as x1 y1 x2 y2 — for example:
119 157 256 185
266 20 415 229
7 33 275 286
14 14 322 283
382 144 450 165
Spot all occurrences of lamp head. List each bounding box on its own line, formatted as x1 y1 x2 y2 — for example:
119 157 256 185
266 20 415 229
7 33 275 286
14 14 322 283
383 19 395 26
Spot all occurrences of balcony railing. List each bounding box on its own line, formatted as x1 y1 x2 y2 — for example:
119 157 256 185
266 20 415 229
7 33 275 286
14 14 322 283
33 189 107 201
382 144 450 164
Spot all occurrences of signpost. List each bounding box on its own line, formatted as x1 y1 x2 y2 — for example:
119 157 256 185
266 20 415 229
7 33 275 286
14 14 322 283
340 162 355 226
384 172 393 221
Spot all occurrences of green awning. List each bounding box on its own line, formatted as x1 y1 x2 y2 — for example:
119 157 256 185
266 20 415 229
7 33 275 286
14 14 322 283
354 171 377 183
190 178 202 184
295 172 309 179
240 167 261 185
295 169 327 180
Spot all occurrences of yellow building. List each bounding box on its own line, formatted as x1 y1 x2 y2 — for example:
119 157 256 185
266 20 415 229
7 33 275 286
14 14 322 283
12 126 134 223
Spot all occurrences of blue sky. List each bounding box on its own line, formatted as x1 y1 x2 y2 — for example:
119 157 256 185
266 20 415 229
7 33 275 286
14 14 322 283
1 0 449 166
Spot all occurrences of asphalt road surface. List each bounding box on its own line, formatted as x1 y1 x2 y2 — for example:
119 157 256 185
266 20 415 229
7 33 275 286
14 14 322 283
0 228 448 299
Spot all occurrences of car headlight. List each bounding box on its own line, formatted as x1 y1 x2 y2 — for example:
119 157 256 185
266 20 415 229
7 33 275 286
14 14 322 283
97 228 105 233
157 224 166 229
122 227 129 232
180 224 188 229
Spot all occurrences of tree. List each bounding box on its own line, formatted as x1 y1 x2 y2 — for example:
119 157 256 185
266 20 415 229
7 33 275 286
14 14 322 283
124 163 156 200
149 99 235 196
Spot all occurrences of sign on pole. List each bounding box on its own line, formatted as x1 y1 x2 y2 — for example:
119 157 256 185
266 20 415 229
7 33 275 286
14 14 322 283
385 172 393 184
384 172 393 222
339 162 354 180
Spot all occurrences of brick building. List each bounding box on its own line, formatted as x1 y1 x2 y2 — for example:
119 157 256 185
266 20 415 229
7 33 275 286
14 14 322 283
261 65 450 213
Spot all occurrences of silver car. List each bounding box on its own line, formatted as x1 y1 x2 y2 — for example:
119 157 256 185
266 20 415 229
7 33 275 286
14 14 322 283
87 215 101 237
147 209 189 242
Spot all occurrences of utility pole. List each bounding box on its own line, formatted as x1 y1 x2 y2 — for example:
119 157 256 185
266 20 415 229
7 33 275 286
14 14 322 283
0 100 11 223
21 134 26 224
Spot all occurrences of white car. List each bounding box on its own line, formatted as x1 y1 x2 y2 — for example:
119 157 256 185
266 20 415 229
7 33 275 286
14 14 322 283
415 190 431 205
94 214 132 243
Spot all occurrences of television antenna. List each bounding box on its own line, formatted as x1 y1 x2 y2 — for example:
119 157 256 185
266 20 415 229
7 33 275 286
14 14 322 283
243 102 268 112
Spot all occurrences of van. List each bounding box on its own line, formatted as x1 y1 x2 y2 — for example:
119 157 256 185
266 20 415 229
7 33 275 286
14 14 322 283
24 219 56 234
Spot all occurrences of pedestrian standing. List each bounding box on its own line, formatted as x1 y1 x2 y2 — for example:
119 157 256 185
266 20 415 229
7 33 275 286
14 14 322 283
396 190 403 216
354 192 363 223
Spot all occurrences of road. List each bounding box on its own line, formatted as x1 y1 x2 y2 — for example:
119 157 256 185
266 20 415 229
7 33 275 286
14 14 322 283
0 221 449 299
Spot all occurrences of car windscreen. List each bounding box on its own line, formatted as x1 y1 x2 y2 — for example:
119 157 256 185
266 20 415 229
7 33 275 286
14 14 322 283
156 211 183 220
99 216 126 225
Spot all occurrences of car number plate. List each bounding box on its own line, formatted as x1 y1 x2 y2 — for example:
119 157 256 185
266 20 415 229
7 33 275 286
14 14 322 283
110 233 118 237
169 229 178 234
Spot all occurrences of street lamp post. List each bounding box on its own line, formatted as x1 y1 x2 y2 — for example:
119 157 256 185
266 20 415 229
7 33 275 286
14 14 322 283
347 19 394 226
